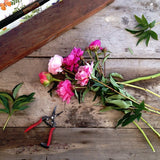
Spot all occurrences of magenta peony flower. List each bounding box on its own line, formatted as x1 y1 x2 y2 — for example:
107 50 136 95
39 72 53 87
75 62 93 86
48 55 63 75
89 40 102 51
56 80 74 104
63 47 84 72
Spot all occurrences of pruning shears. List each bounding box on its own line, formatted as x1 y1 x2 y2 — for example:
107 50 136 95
24 106 63 148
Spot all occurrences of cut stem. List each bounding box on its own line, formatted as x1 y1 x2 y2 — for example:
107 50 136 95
118 82 160 99
3 115 11 131
141 117 160 137
133 121 155 152
155 22 160 25
122 73 160 84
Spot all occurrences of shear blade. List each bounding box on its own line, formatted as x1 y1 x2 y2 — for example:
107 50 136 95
41 142 49 148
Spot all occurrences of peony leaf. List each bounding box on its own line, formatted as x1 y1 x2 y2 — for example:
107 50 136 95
0 95 10 113
0 92 13 103
12 83 23 99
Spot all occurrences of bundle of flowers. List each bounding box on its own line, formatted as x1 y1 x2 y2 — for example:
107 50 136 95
39 40 160 152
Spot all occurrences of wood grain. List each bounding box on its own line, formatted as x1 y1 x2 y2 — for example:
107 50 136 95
0 128 160 159
0 0 114 72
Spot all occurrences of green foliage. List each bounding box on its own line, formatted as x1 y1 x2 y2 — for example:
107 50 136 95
116 101 145 127
0 83 35 130
126 15 158 46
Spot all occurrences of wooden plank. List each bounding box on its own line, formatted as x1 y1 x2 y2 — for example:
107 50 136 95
0 0 114 72
0 128 160 159
30 0 160 59
0 58 160 128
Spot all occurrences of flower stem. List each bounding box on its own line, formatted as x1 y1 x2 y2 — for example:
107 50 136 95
133 121 155 152
141 117 160 137
62 67 75 75
75 86 87 89
52 77 61 82
147 108 160 115
122 73 160 84
3 115 11 131
118 82 160 99
155 22 160 25
117 82 160 112
95 51 104 77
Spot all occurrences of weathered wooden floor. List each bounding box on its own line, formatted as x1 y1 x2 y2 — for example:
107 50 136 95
1 0 160 159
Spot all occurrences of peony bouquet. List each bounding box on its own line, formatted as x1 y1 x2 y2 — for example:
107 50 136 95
39 40 160 152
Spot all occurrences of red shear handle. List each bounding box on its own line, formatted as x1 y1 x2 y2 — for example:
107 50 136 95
47 127 55 146
24 118 43 133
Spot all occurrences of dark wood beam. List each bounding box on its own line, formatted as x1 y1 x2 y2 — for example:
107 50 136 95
0 0 114 72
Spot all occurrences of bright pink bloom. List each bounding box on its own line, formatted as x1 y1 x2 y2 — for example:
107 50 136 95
75 62 93 86
63 47 84 72
39 72 52 87
48 55 63 75
56 80 74 104
89 40 102 51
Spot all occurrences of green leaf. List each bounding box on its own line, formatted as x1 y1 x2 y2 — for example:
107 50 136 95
149 20 156 28
135 31 144 37
145 34 151 46
116 112 131 127
125 28 142 34
0 92 14 103
12 83 23 99
134 15 142 24
110 73 123 79
110 76 120 89
12 93 35 110
122 113 141 126
106 94 126 100
141 15 148 26
100 106 118 112
105 99 133 109
150 30 158 40
0 95 9 113
136 32 148 46
0 108 8 113
16 106 30 111
102 54 110 65
82 88 89 102
74 89 79 99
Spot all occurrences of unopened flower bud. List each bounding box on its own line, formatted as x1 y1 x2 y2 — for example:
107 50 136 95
39 72 53 87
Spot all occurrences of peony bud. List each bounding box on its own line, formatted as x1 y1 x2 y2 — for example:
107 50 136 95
89 40 102 51
39 72 53 87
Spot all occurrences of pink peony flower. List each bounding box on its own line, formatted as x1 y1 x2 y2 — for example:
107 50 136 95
75 62 93 86
48 55 63 75
39 72 53 87
89 40 102 51
63 47 84 72
56 80 74 104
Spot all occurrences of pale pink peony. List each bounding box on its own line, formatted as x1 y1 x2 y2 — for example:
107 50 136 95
89 40 102 51
63 47 84 72
48 55 63 75
39 72 52 87
75 62 93 86
56 80 74 104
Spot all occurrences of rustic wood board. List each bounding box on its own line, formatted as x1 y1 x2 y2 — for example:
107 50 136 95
0 0 114 72
0 128 160 160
